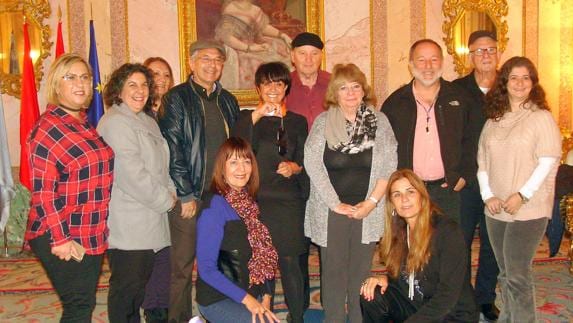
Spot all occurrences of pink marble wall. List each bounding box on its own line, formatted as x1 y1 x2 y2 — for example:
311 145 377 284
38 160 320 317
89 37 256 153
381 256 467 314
3 0 571 166
127 0 180 83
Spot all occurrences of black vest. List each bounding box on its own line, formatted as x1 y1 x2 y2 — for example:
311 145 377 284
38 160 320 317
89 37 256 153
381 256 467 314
196 218 268 306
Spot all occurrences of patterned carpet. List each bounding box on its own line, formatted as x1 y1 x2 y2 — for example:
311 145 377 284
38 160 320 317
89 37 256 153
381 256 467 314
1 236 572 322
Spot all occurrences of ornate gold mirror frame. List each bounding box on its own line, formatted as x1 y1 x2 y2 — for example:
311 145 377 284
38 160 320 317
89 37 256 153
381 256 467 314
178 0 323 105
442 0 508 76
0 0 51 99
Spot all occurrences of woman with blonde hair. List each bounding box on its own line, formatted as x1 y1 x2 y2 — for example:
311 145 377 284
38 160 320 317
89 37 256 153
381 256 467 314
304 63 397 322
360 169 478 322
25 53 115 322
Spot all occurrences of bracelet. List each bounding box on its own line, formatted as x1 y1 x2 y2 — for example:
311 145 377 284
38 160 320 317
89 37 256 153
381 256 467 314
368 196 379 205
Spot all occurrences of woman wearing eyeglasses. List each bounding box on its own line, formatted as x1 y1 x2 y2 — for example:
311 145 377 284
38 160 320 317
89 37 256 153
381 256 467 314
232 61 309 323
304 63 397 322
25 54 114 322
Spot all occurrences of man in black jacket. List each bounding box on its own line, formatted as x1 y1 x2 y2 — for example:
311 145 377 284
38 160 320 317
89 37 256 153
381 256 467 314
382 39 480 223
453 30 500 322
158 39 240 323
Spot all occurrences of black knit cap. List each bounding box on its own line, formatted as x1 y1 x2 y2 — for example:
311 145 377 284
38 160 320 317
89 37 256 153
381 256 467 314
291 32 324 49
468 30 497 46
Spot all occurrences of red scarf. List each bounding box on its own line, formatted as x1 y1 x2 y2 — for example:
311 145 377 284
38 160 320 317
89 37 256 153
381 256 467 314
222 188 278 285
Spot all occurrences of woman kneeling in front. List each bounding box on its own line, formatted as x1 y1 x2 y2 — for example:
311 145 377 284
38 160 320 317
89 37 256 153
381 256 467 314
360 169 479 322
196 137 280 323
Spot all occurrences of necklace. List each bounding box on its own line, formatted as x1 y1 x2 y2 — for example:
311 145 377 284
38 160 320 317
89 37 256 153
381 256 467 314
406 225 414 300
415 98 436 133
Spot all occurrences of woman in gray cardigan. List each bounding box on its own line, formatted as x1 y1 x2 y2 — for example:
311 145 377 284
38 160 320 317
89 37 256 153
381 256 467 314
304 63 397 323
97 63 176 323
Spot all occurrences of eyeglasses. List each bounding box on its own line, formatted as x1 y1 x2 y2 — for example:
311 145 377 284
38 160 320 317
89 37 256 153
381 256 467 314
276 118 288 156
62 74 92 83
469 47 497 56
338 83 362 94
197 56 225 65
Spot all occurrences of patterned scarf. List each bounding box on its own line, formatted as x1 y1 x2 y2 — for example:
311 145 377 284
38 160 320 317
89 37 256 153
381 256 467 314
222 188 278 285
325 102 377 154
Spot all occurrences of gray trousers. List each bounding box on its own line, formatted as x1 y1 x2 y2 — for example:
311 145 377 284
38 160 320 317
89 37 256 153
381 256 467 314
321 211 376 323
486 216 548 323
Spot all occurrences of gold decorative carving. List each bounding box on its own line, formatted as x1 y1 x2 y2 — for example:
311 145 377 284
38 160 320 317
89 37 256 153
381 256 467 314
0 0 52 99
177 0 323 105
442 0 508 76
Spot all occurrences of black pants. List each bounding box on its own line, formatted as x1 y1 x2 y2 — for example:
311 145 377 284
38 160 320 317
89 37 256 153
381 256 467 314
29 233 103 323
168 200 197 323
425 182 461 223
360 284 417 323
460 183 498 305
275 255 305 323
300 238 311 311
107 249 155 323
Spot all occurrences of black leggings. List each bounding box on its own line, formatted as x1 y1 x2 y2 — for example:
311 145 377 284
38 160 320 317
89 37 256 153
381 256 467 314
360 284 417 323
269 255 305 323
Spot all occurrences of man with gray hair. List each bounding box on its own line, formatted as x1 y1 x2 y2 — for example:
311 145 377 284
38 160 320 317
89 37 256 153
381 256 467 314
453 30 501 322
382 39 480 223
159 39 240 322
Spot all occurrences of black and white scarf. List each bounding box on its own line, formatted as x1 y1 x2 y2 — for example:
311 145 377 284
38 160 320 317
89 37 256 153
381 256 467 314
325 103 377 154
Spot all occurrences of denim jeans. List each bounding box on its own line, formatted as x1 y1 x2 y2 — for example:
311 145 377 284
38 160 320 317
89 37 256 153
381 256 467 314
486 216 548 323
199 298 269 323
29 233 103 323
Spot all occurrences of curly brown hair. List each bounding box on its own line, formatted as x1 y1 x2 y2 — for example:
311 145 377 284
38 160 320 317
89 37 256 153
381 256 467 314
103 63 155 115
484 56 549 120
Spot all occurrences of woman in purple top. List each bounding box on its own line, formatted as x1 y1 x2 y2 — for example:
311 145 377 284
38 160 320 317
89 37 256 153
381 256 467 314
196 137 280 323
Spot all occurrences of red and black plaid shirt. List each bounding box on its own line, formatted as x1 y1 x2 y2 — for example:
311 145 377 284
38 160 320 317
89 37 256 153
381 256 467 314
25 105 114 255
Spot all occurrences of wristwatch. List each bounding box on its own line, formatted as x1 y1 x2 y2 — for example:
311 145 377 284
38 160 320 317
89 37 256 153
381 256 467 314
517 192 529 204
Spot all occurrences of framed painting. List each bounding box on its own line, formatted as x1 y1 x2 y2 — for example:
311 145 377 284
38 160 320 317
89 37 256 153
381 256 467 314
177 0 323 105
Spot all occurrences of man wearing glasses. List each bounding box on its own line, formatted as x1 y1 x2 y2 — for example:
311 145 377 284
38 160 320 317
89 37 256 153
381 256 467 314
381 39 480 224
158 39 240 322
453 30 501 322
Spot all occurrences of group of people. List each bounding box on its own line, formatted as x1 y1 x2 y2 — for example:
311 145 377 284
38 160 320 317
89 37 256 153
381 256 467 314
23 28 561 323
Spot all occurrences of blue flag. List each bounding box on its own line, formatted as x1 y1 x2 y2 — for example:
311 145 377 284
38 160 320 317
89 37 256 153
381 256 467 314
87 20 104 127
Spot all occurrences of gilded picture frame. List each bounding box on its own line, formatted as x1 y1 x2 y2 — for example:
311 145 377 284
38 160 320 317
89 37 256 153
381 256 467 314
177 0 323 105
0 0 52 99
442 0 508 76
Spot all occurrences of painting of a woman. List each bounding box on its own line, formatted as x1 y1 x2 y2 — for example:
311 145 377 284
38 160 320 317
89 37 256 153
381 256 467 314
213 0 298 89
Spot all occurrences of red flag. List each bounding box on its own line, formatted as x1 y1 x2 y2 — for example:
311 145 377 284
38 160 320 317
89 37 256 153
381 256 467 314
55 20 65 57
19 22 41 191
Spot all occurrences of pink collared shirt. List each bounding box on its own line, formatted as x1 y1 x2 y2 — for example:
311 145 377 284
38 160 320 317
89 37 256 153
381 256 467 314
412 93 445 181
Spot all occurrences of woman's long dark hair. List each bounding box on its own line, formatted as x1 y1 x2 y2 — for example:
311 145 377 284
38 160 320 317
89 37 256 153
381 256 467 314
484 56 549 120
380 169 441 278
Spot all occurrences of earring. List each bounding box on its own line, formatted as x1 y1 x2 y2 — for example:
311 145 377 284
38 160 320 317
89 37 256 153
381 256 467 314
392 209 397 217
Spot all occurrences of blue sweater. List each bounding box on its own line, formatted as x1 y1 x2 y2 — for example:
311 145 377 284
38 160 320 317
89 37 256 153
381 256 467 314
196 195 247 303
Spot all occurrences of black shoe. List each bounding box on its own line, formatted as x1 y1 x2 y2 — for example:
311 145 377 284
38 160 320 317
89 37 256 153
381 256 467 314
481 303 499 322
143 308 168 323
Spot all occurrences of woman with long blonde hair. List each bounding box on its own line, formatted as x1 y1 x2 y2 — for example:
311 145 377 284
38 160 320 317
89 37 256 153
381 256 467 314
360 169 478 322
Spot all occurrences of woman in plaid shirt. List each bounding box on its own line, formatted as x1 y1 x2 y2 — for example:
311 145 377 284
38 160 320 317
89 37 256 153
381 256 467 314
25 54 115 322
